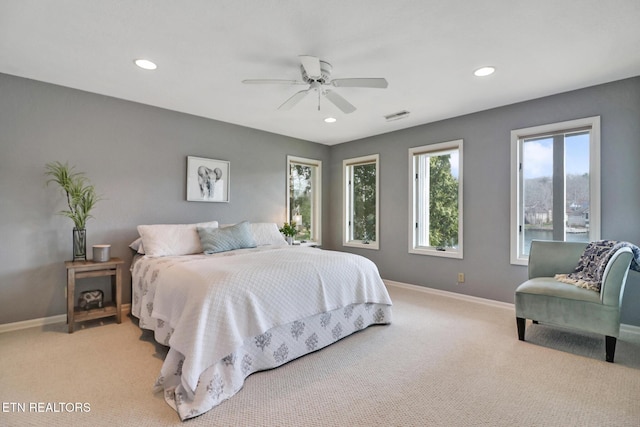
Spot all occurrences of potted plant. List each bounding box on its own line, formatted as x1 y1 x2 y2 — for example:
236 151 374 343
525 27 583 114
279 221 297 245
45 161 100 261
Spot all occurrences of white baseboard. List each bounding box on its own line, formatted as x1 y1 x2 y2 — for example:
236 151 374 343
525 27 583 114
384 279 515 310
0 304 132 334
383 279 640 338
0 314 67 334
620 323 640 337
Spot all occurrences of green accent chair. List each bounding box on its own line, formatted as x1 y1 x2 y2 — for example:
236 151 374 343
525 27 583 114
515 240 634 362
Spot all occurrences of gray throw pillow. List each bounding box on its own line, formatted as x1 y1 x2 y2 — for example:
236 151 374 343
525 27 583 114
197 221 257 254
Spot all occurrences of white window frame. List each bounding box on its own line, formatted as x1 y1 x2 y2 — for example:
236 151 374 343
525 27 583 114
343 154 380 250
286 155 322 244
409 140 463 259
510 116 601 265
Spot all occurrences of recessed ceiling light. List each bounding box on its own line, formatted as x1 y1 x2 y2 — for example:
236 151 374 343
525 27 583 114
474 66 495 77
324 117 337 123
134 59 157 70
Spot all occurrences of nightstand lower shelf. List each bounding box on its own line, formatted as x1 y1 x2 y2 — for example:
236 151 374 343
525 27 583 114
65 257 123 333
72 302 117 322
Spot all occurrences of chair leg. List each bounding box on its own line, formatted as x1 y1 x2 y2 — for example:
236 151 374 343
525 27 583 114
516 317 526 341
605 336 616 363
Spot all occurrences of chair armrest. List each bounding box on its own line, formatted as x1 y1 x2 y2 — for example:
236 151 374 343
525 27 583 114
528 240 588 279
600 247 633 306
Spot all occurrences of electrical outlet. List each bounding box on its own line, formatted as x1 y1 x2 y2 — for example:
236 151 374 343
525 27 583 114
457 273 465 283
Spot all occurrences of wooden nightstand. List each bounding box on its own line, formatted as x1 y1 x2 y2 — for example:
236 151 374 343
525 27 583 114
65 257 123 333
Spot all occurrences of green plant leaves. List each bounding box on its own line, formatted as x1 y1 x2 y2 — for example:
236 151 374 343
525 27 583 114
45 161 100 229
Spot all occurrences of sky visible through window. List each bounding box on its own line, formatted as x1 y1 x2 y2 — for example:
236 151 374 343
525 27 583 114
448 151 459 179
523 133 589 178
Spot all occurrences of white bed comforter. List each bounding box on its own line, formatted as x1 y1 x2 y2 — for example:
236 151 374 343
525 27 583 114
131 245 392 397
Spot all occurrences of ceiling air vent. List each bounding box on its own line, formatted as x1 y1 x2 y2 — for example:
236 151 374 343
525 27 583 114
384 110 410 122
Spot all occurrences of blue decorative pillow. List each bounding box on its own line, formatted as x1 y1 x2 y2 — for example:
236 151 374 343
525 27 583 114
197 221 257 254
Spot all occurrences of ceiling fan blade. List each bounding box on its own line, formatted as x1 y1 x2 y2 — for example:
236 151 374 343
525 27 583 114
331 78 388 88
324 90 356 114
299 55 322 79
242 79 306 85
331 78 389 89
278 89 311 110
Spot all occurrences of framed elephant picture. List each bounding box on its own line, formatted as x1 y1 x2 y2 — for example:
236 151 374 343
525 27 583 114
186 156 230 202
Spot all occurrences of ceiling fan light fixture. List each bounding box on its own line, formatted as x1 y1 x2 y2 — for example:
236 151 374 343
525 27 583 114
474 66 495 77
324 117 337 123
134 59 157 70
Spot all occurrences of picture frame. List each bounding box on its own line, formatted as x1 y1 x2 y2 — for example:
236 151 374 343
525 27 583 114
186 156 230 202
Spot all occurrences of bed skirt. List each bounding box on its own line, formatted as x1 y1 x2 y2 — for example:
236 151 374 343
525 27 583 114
153 302 391 421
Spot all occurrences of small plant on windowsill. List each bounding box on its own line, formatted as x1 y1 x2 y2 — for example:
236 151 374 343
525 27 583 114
279 221 297 245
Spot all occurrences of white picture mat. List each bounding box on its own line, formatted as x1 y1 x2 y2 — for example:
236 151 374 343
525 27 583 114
187 156 230 202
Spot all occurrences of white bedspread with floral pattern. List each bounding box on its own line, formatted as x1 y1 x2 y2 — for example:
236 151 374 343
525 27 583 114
131 246 392 420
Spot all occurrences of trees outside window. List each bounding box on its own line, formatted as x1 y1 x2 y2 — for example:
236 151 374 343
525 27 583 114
344 154 379 250
287 156 321 243
409 140 463 258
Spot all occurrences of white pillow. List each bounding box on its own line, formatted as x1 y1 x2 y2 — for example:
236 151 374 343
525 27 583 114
137 221 219 257
251 223 288 246
219 222 288 246
129 237 145 254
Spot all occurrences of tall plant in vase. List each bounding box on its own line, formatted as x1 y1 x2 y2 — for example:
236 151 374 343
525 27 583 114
45 161 100 261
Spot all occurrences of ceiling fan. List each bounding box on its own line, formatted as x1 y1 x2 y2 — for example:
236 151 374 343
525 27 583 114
242 55 388 114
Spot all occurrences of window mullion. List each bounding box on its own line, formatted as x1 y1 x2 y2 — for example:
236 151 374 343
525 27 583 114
348 167 354 241
415 156 422 246
420 154 430 247
552 134 565 241
518 139 525 257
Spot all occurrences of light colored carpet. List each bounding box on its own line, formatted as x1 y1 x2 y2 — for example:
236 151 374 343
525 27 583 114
1 284 639 426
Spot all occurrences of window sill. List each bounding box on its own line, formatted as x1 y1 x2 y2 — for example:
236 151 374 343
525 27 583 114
510 256 528 266
343 241 379 250
409 247 462 259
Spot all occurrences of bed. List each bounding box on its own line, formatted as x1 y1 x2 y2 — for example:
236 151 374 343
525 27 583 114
130 221 392 420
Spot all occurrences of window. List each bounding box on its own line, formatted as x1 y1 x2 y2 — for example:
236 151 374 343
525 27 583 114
409 140 463 258
287 156 322 243
343 154 379 249
510 117 600 265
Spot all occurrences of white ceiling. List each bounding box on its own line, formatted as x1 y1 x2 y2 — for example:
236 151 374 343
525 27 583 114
1 1 639 145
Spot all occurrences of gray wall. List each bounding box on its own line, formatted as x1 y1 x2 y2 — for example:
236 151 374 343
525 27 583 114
326 76 640 326
0 73 329 324
2 72 639 327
